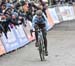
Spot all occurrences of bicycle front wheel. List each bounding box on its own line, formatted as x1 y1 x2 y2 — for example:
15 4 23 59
39 41 45 61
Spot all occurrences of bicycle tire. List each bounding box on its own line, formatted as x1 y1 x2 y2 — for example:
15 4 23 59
39 40 45 61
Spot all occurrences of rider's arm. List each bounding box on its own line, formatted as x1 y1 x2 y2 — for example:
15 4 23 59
32 15 37 29
42 13 47 24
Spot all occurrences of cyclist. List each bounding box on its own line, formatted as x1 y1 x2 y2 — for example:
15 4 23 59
32 10 48 56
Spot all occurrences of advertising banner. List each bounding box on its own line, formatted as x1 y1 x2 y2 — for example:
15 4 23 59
46 9 55 28
70 5 75 19
48 8 60 24
13 25 29 47
24 21 35 42
0 39 6 55
1 24 29 52
59 6 74 21
67 6 75 20
73 5 75 17
42 0 48 2
55 7 63 22
1 29 19 52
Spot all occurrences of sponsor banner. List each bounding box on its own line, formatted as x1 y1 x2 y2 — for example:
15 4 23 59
72 5 75 19
46 9 55 28
59 6 74 21
19 0 25 1
24 21 35 41
48 8 60 24
13 25 29 47
1 25 29 52
68 6 75 19
0 39 6 55
42 0 48 2
55 7 63 22
1 29 19 52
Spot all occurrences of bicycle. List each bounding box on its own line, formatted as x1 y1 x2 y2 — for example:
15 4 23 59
30 24 46 61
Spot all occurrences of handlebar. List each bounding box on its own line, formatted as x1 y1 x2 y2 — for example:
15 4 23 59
30 28 43 37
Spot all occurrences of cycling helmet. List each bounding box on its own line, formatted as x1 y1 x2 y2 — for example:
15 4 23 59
36 10 43 16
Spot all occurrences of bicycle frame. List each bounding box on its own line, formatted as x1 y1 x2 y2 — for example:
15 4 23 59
30 24 45 61
37 28 44 46
37 28 45 61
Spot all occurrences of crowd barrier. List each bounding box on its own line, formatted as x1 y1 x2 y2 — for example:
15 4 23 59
48 8 60 24
0 4 75 55
23 21 35 42
0 40 6 55
1 25 29 52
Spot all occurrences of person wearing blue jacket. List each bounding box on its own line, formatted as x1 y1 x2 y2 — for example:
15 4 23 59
32 10 48 56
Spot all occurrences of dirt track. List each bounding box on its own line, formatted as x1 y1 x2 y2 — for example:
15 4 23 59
0 20 75 66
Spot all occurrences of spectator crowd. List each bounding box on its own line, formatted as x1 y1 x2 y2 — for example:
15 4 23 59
0 0 48 38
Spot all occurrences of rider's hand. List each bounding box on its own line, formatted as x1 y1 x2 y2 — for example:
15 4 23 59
30 29 33 37
30 29 33 32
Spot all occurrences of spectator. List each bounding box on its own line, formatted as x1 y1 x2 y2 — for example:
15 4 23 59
20 1 33 21
39 0 48 16
6 0 12 8
1 3 6 14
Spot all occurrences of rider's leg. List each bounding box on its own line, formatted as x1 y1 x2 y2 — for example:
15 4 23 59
35 31 39 47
